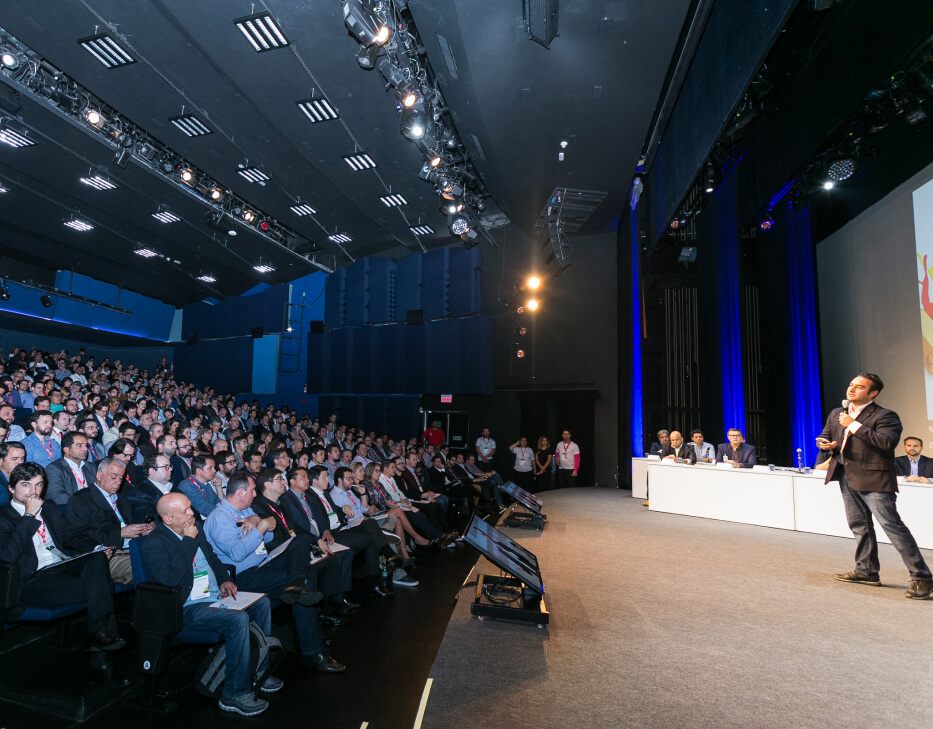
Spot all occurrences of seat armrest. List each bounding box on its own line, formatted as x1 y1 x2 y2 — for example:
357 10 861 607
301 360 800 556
0 562 19 613
131 581 184 637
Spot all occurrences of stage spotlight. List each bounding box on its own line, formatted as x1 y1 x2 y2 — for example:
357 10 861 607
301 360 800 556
0 284 9 301
242 209 256 222
343 0 390 46
397 86 418 109
515 326 528 336
527 299 539 311
400 106 426 140
84 109 105 128
528 277 540 289
1 47 22 69
179 167 194 183
113 148 131 168
355 43 379 69
823 181 834 190
704 162 715 193
669 218 681 230
864 104 887 134
448 213 471 236
759 212 774 232
516 306 525 315
40 294 52 308
210 187 223 201
516 349 526 359
827 157 856 181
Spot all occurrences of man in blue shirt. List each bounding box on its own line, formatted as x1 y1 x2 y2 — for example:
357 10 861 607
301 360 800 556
22 410 61 468
204 471 345 673
178 455 221 520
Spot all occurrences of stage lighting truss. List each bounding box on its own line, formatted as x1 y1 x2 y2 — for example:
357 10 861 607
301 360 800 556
343 0 391 47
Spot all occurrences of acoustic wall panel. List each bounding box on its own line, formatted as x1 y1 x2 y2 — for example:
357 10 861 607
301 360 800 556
324 268 347 328
424 318 462 392
459 316 494 393
367 257 397 323
372 324 402 394
182 284 288 339
330 328 354 393
345 259 370 326
421 248 450 319
447 248 483 317
395 254 423 321
402 322 426 394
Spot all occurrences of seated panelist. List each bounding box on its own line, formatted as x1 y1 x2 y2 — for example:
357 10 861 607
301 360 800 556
659 431 696 464
716 428 757 467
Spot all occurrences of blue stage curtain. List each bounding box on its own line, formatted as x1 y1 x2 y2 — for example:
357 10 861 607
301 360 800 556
630 204 644 457
783 203 823 467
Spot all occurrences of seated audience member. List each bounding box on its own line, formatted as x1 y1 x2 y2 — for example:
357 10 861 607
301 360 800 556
171 436 194 486
107 437 140 487
22 410 61 468
0 441 26 506
460 453 503 510
77 417 106 463
894 436 933 482
0 462 125 652
649 429 670 456
377 460 441 553
45 431 98 505
659 431 697 464
366 461 446 546
350 442 372 467
716 428 757 467
395 453 452 535
690 429 716 462
250 468 355 620
204 471 345 672
50 410 71 445
64 457 155 583
141 493 281 717
125 455 175 523
178 455 221 520
0 403 26 442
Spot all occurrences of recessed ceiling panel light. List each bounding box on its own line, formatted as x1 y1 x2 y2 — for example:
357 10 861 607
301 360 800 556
329 233 352 244
343 153 376 170
80 175 118 191
253 263 275 273
152 210 180 224
297 98 339 123
0 185 9 194
64 219 94 232
77 33 136 68
410 225 434 236
379 194 407 207
237 166 270 183
169 114 212 137
290 204 317 216
0 127 36 148
197 274 216 283
135 248 158 258
234 13 289 52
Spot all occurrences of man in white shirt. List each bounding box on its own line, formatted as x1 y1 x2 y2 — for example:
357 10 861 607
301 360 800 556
475 428 496 473
555 430 580 488
50 410 71 446
690 429 716 462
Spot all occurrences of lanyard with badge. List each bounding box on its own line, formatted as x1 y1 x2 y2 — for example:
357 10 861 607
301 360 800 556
190 553 211 601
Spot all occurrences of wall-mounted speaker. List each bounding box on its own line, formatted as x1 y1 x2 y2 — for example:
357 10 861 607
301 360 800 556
251 326 263 339
186 333 198 345
309 320 325 334
406 309 424 326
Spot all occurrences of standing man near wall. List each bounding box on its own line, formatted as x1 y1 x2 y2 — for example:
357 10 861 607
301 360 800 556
816 372 932 600
555 430 580 488
475 428 496 473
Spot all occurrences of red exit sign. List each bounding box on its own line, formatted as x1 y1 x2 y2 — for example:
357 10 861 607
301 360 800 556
440 394 453 403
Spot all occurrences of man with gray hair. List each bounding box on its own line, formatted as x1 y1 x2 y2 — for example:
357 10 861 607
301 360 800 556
649 430 670 456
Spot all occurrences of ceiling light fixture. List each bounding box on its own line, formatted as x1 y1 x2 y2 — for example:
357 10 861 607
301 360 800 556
343 153 377 170
170 114 212 137
179 167 195 183
64 218 94 232
210 187 223 201
0 48 22 70
0 185 8 193
329 233 352 244
77 33 136 68
379 194 407 207
297 98 339 123
40 294 52 308
823 181 834 190
410 225 434 236
0 125 36 148
759 212 774 232
0 284 9 301
527 299 539 311
80 175 118 191
827 157 856 181
237 166 270 184
448 213 471 236
704 162 716 193
135 248 159 257
234 12 290 52
290 204 317 216
400 106 426 140
84 109 106 128
152 210 180 224
253 262 275 274
343 0 391 46
242 210 256 222
197 274 216 283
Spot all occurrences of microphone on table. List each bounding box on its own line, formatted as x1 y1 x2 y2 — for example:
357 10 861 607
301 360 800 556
796 448 803 471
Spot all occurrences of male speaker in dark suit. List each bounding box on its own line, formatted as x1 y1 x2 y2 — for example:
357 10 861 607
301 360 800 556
659 431 698 464
893 436 933 482
64 457 155 583
45 431 98 506
716 429 757 467
816 372 932 600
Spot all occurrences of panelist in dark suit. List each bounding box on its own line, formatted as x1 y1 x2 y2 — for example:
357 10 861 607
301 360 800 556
893 436 933 482
716 429 757 467
817 372 932 599
44 431 98 506
0 462 124 650
64 457 155 583
124 455 175 523
140 493 279 716
648 430 670 456
659 431 697 464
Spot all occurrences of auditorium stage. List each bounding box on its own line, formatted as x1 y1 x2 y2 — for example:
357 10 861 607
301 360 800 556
422 489 933 729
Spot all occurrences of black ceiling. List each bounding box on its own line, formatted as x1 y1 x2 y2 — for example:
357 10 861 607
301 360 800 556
0 0 692 306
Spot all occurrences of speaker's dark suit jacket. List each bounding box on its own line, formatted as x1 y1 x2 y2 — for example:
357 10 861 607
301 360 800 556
659 442 698 464
170 456 192 487
0 503 96 602
819 401 901 493
44 458 98 506
124 478 169 523
139 521 233 609
64 485 133 548
894 454 933 479
281 488 344 537
716 442 757 466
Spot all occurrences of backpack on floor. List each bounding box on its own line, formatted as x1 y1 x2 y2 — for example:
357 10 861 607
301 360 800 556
193 623 283 699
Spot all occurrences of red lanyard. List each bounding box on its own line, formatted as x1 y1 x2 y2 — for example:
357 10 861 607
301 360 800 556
42 438 54 458
36 518 49 545
69 462 86 487
189 477 209 499
266 501 291 531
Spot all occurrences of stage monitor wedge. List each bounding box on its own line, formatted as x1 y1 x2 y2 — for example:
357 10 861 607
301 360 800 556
463 514 544 595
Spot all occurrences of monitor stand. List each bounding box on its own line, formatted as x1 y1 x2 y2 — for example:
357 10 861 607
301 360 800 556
502 504 546 530
470 573 549 628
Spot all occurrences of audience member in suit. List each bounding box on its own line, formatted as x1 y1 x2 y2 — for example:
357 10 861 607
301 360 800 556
251 468 356 621
141 493 280 716
395 453 451 534
649 430 670 456
817 373 932 599
171 436 194 487
0 441 26 508
893 436 933 482
428 455 475 514
77 417 106 464
64 457 154 583
659 431 698 464
137 417 160 459
716 429 757 467
0 462 125 651
125 455 175 523
45 431 98 506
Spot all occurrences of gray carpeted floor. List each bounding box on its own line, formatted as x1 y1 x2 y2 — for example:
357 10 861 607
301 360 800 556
423 489 933 729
